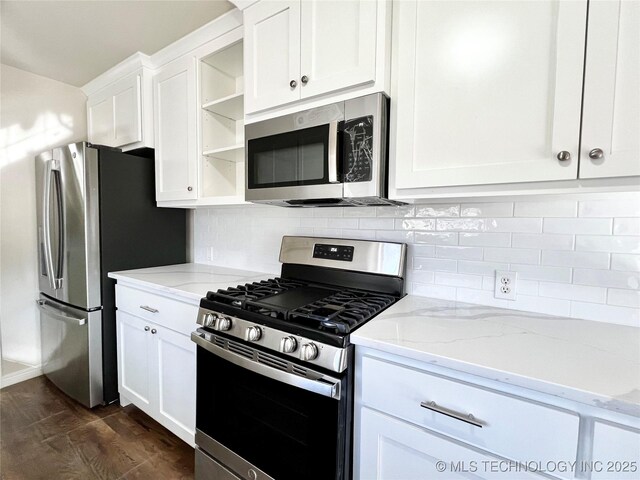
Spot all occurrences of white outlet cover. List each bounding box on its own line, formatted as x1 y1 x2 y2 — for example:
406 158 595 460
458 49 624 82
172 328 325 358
495 271 517 300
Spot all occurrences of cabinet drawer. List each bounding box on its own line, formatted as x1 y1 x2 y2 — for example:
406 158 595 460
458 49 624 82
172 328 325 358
360 355 579 479
115 284 198 336
591 421 640 480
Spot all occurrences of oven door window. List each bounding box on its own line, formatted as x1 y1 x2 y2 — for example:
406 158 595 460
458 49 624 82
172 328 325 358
247 124 330 189
197 347 346 480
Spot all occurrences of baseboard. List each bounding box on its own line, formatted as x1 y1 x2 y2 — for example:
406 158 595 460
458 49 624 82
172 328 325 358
1 365 43 389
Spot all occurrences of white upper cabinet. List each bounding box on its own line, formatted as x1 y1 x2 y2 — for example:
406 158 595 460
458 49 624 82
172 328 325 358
244 0 382 115
153 55 198 202
580 0 640 179
392 0 587 190
244 1 300 113
85 58 153 151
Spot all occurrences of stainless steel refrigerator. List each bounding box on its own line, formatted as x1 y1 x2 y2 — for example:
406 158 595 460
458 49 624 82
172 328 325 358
35 142 186 408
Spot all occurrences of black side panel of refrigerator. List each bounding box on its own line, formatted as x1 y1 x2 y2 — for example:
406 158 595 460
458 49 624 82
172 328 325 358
98 147 186 404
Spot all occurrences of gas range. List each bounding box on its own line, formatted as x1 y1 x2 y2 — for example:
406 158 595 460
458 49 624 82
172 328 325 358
192 236 406 480
195 236 407 373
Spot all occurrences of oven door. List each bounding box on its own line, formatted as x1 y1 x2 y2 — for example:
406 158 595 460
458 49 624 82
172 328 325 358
192 331 350 480
245 104 345 205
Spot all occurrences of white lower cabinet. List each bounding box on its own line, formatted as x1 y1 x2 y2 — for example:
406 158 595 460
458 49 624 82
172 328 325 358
358 407 542 480
591 421 640 480
115 285 197 446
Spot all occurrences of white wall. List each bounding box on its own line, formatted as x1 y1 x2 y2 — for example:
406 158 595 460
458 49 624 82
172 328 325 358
193 193 640 328
0 64 87 381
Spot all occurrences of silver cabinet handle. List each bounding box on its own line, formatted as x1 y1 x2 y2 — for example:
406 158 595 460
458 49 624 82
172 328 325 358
589 148 604 160
151 328 157 334
144 326 150 331
289 79 297 88
301 75 309 84
556 151 571 162
139 305 159 313
420 401 484 428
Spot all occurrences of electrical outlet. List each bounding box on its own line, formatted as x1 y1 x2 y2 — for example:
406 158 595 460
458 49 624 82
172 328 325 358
494 271 517 300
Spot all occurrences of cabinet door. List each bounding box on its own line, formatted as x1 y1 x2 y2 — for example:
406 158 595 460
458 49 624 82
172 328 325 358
116 311 152 412
356 407 541 480
87 95 114 146
149 325 196 445
591 421 640 480
299 0 377 99
153 56 198 202
113 74 142 147
580 0 640 179
393 0 586 189
244 0 301 113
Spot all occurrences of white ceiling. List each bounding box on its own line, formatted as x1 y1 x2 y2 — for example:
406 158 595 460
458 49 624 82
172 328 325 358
0 0 234 87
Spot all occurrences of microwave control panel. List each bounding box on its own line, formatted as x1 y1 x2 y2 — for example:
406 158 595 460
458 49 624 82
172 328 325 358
342 115 373 183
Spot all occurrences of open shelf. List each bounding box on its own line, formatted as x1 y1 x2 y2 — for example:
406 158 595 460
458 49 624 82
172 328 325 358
202 92 244 121
202 144 244 162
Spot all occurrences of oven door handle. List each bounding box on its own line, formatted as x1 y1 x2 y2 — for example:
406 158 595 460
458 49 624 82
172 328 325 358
192 332 341 400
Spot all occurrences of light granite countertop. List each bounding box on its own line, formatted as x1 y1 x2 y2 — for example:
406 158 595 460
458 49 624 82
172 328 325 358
108 263 270 304
352 295 640 417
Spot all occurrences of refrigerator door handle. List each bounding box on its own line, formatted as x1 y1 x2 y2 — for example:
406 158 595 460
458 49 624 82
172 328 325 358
36 299 86 326
52 164 64 289
42 160 56 289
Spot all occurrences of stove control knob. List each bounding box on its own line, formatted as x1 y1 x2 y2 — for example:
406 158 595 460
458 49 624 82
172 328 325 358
280 336 298 353
300 343 319 361
213 316 232 332
245 326 262 342
202 312 215 327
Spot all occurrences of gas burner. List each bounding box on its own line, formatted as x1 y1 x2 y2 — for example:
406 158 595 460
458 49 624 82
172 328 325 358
208 278 305 308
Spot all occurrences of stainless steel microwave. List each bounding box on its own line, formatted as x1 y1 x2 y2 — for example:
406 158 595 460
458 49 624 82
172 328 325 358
245 93 403 207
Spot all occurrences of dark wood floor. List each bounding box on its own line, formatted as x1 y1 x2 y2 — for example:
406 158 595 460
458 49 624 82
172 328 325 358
0 376 194 480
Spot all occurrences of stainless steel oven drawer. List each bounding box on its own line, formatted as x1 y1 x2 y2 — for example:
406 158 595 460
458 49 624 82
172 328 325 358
195 448 241 480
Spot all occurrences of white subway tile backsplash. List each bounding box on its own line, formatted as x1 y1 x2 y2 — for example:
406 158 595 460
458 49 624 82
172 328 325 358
538 282 607 303
461 203 513 217
414 232 458 245
485 217 543 233
358 217 395 230
395 218 436 231
436 246 483 260
543 218 612 235
611 254 640 272
416 204 460 217
194 192 640 327
613 218 640 235
484 247 540 265
579 197 640 218
512 234 574 250
459 232 511 247
514 200 577 218
607 288 640 308
541 250 610 269
414 257 457 272
510 264 572 283
573 268 640 289
575 235 640 254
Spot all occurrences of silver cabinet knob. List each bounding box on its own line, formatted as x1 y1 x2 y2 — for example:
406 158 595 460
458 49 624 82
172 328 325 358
151 328 157 334
301 75 309 84
213 316 232 332
300 343 319 361
289 80 297 88
557 151 571 162
187 186 193 192
144 326 150 332
280 336 298 353
589 148 604 160
245 326 262 342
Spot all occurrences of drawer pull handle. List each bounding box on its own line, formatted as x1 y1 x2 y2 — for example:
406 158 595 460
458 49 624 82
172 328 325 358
140 305 159 314
420 401 483 428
